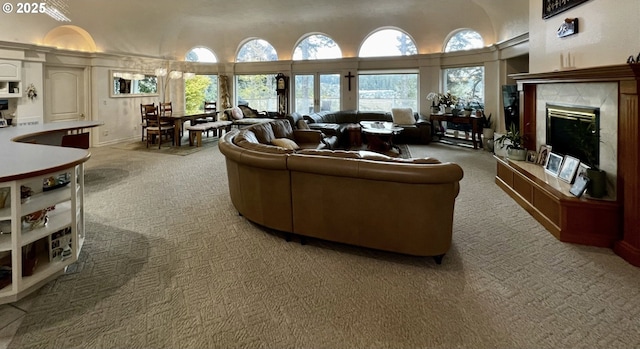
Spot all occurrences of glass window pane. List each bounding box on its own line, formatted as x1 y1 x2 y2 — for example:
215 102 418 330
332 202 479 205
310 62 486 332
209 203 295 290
358 73 418 111
185 75 218 114
359 29 417 58
293 34 342 60
443 67 485 109
319 74 340 111
295 75 314 114
444 30 484 52
237 39 278 62
236 74 277 111
185 47 217 63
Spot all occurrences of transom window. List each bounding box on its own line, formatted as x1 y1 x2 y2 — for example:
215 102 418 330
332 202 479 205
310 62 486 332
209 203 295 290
185 47 217 63
293 34 342 60
237 39 278 62
358 29 417 57
444 29 484 52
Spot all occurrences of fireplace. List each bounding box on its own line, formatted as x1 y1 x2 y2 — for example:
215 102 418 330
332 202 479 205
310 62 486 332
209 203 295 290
546 103 599 167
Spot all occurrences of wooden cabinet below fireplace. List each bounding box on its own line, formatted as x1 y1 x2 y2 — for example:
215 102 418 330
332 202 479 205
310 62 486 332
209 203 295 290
495 156 621 248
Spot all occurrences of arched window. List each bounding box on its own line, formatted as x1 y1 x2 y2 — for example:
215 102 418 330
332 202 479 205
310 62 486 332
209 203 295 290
293 34 342 60
444 29 484 52
185 47 217 63
236 39 278 62
358 28 417 58
183 47 218 114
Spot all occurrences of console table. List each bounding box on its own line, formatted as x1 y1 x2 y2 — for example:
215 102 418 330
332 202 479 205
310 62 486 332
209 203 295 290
430 114 482 149
495 156 621 247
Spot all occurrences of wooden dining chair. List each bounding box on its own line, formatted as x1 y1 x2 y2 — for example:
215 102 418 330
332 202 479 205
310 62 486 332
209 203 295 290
204 101 216 114
196 101 217 136
140 103 155 141
159 102 173 116
145 106 175 148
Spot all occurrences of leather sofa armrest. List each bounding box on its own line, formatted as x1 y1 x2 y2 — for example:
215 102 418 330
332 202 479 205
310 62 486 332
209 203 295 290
293 129 324 144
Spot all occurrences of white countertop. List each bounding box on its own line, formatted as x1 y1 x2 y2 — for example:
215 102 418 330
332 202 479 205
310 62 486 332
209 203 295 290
0 121 102 182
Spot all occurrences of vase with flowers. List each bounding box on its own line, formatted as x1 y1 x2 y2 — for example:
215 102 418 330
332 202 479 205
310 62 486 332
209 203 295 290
427 92 459 114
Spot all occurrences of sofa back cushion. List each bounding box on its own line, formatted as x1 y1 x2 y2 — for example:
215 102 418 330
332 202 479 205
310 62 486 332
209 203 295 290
246 122 276 144
357 111 391 122
270 119 294 139
234 130 294 154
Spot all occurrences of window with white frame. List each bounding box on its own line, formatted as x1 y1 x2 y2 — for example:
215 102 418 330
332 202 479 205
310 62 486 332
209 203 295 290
358 72 418 111
236 74 277 111
184 47 219 114
443 30 485 109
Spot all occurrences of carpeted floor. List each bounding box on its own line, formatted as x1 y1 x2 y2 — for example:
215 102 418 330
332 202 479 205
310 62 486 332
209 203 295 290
110 134 220 156
6 142 640 349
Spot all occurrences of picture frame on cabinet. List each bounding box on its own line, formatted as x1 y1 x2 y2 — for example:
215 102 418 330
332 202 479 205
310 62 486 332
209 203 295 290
570 173 590 197
536 144 552 165
544 152 563 177
558 155 580 183
526 150 538 163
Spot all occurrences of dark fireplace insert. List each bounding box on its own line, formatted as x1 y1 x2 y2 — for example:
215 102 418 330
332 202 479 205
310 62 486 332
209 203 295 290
546 103 600 167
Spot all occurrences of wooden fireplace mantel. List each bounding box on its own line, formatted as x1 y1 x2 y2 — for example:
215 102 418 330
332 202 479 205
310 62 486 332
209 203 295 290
509 64 640 267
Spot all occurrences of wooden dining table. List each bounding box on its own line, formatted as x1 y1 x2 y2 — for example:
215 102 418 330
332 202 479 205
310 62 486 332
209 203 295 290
160 111 218 146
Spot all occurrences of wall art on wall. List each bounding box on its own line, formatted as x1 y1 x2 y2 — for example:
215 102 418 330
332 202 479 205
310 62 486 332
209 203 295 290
543 0 590 19
557 18 579 38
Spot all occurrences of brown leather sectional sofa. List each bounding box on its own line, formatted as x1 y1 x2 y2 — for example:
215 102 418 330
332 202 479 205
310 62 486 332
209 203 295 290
289 110 432 147
219 119 464 263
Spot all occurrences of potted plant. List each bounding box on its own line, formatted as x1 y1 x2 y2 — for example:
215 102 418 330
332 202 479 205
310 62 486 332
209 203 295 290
463 103 473 117
427 92 458 114
479 112 494 151
495 123 527 160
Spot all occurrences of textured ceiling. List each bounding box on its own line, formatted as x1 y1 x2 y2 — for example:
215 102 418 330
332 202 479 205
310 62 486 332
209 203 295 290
0 0 529 60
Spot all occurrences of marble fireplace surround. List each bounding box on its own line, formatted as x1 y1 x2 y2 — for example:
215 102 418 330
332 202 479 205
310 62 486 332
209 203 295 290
513 64 640 267
536 82 618 198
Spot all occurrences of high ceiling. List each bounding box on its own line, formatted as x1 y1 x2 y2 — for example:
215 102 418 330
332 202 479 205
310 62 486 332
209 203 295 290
0 0 529 61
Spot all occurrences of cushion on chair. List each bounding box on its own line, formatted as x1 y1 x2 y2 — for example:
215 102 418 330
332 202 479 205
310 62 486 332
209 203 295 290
271 138 300 150
391 108 416 125
230 107 244 120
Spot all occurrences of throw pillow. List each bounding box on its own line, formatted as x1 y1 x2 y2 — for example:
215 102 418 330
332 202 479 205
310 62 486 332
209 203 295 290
272 138 300 150
391 108 416 125
230 107 244 120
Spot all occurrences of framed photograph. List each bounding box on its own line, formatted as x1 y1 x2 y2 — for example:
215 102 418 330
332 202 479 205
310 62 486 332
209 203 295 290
544 152 563 177
577 162 590 177
536 145 552 166
570 173 590 197
526 150 538 163
558 155 580 183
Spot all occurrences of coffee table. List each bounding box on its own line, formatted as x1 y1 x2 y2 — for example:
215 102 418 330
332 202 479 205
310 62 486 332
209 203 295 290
359 121 403 154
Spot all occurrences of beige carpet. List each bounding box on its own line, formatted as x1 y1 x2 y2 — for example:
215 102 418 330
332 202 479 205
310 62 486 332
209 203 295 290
7 142 640 349
111 134 220 156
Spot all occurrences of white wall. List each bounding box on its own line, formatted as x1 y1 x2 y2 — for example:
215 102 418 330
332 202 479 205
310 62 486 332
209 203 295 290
528 0 640 73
